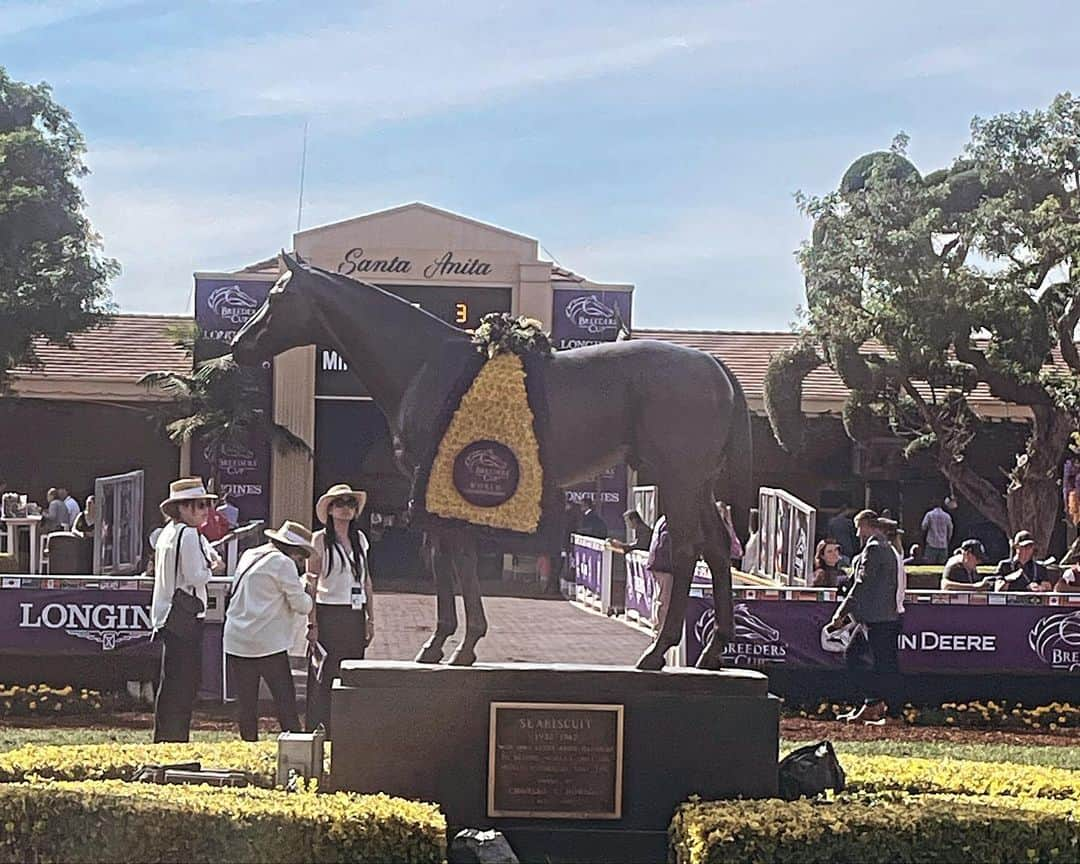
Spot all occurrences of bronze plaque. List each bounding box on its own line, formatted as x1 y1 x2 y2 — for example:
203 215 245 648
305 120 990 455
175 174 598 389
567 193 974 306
488 701 624 819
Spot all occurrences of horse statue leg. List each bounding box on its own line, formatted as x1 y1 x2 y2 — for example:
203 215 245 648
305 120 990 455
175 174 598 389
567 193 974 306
448 536 488 666
636 498 697 671
696 490 733 670
415 534 459 664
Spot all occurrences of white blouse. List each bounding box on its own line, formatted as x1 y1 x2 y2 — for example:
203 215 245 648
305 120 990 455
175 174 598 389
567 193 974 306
313 530 369 606
224 545 313 658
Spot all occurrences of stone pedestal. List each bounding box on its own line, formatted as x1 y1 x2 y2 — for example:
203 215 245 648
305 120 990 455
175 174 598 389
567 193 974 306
331 661 778 863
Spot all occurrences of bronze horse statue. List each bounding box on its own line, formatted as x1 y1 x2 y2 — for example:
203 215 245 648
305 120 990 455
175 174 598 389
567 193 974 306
232 253 752 670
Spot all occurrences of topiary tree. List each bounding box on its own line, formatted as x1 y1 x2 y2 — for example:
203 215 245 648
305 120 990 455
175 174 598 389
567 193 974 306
768 94 1080 551
0 67 116 387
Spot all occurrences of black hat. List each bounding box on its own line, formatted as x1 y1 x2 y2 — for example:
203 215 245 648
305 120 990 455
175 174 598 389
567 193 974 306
960 539 987 561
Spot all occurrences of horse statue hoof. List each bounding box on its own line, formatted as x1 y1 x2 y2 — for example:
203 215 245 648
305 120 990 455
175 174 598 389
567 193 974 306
415 644 445 664
635 648 666 671
695 650 724 670
448 646 477 666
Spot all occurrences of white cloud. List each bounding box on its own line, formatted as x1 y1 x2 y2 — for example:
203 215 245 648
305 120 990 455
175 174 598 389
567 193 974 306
0 0 143 39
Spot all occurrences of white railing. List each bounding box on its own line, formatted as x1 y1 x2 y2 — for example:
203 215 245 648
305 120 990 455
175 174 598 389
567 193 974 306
756 487 816 586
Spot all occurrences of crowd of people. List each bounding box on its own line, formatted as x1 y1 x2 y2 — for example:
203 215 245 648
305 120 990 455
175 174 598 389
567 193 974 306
150 476 374 743
813 497 1078 594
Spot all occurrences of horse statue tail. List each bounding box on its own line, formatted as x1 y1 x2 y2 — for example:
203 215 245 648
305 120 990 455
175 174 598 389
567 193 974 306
715 358 754 537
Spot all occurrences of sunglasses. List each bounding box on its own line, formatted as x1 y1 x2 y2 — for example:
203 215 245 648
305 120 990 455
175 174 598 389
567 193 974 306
332 497 358 509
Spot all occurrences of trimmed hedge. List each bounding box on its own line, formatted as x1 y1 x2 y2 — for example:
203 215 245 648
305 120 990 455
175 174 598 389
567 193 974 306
671 793 1079 864
0 741 284 786
844 754 1080 800
0 779 444 864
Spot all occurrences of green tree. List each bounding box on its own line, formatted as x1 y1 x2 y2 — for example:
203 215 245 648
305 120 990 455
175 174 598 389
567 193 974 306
140 322 310 494
767 94 1080 551
0 67 116 386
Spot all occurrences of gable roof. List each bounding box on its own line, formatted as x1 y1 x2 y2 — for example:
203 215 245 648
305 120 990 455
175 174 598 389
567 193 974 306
293 201 538 245
10 314 192 402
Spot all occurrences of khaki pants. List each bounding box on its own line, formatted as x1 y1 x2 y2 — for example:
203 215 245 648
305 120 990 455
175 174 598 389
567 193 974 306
651 570 673 630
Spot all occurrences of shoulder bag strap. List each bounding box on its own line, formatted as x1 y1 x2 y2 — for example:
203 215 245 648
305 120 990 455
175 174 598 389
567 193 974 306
229 548 276 598
173 525 189 594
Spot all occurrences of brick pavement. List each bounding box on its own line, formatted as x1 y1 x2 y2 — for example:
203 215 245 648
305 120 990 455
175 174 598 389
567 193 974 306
366 592 652 665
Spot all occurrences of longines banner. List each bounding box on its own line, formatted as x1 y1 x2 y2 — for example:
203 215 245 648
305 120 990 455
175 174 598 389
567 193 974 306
193 276 276 521
0 588 155 655
552 288 634 534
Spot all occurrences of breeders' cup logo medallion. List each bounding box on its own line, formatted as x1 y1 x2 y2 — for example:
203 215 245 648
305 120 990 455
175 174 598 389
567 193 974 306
207 284 259 325
694 603 786 666
453 440 520 507
1028 610 1080 671
564 295 621 335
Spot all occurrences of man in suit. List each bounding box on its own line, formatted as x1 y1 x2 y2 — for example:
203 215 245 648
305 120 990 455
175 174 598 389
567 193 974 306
826 510 901 725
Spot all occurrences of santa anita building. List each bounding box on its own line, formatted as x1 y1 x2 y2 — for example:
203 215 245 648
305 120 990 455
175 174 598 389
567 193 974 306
194 203 634 579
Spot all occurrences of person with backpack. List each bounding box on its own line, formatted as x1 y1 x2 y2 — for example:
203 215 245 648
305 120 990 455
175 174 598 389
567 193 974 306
223 520 314 741
305 484 375 735
150 478 224 742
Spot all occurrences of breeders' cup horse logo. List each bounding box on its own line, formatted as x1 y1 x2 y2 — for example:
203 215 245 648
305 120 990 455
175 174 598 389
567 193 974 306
464 447 511 482
694 603 782 647
564 294 621 335
207 284 258 325
1028 610 1080 671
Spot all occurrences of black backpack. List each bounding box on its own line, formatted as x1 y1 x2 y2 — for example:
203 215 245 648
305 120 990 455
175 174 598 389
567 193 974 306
778 741 846 800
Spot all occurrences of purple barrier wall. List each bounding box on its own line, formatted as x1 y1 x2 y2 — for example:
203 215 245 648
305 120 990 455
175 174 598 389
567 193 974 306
0 587 155 656
624 554 655 622
686 589 1080 676
572 536 605 595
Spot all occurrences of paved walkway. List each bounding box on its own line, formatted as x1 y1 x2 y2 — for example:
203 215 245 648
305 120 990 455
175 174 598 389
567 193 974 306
366 592 652 665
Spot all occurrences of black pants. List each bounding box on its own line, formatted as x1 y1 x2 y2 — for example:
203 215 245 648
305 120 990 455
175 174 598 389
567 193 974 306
227 651 301 742
846 619 902 710
306 604 366 736
153 625 203 743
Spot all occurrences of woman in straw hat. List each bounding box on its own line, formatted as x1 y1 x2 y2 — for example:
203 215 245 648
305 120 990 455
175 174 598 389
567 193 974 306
305 483 375 734
151 478 224 742
224 520 315 741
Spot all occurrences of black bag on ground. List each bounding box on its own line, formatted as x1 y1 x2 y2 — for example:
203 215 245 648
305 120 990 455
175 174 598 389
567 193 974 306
163 526 205 642
778 740 846 800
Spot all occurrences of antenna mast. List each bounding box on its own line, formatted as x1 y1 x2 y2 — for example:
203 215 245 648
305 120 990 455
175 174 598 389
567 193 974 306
296 119 309 233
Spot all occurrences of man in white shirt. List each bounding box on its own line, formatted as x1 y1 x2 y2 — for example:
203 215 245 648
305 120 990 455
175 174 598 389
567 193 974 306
151 478 224 742
224 520 314 741
920 498 956 565
59 487 80 530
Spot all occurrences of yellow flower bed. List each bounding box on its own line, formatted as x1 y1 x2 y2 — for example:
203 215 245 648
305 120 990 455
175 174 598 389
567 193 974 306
0 779 444 863
0 741 283 786
844 754 1080 800
672 793 1078 864
0 683 104 717
426 352 544 533
795 699 1080 730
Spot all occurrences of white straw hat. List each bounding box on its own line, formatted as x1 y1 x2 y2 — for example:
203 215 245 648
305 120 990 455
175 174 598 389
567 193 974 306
160 478 217 517
264 520 315 556
315 484 368 525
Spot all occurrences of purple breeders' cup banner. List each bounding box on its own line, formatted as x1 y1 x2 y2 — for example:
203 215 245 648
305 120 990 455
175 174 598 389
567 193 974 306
624 552 655 622
551 289 632 350
572 537 604 594
193 276 276 522
552 288 634 536
685 591 1080 676
0 589 155 655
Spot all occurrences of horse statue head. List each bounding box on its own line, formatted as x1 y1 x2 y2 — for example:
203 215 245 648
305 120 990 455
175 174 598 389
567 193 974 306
232 252 323 365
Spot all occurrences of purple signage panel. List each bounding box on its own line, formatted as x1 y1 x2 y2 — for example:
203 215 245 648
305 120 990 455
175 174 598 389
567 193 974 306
573 540 604 594
551 288 632 351
193 276 276 522
552 288 634 537
0 588 155 655
624 553 655 622
685 591 1080 676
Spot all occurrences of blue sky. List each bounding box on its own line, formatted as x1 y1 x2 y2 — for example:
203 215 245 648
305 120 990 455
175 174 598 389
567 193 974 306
3 0 1079 329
